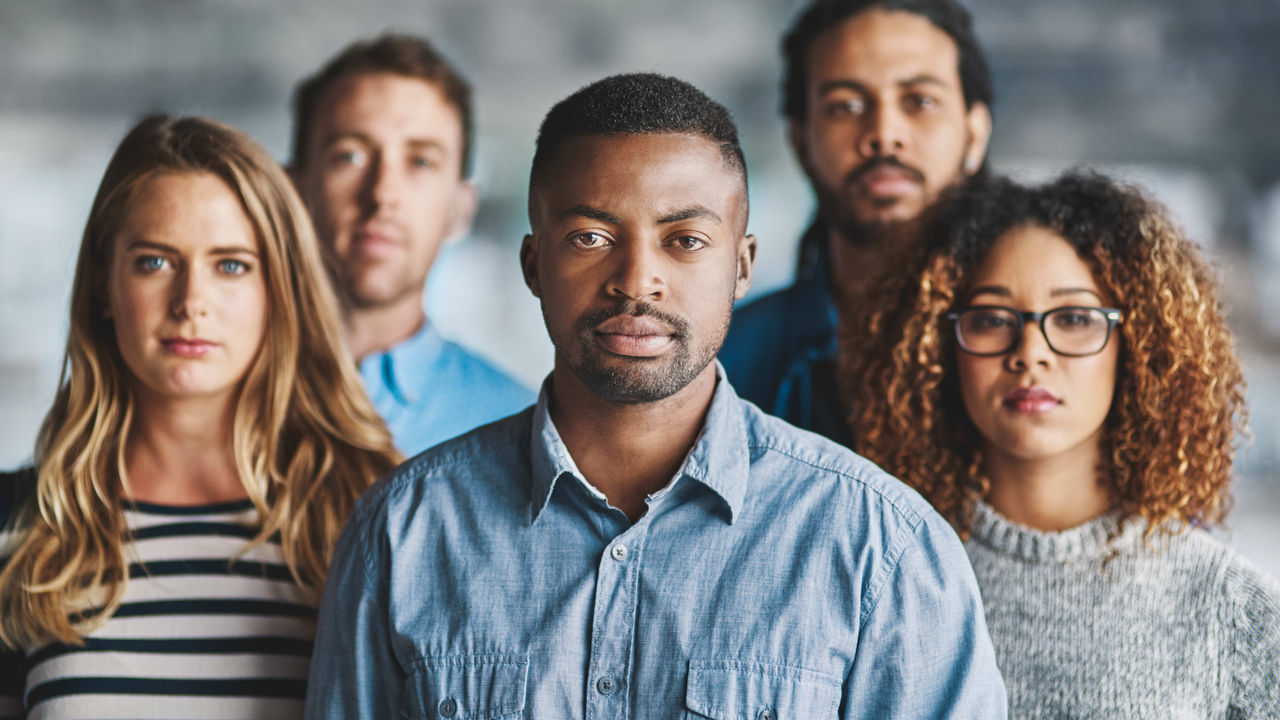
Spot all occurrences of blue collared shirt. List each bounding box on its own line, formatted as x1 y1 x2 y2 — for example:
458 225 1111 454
307 369 1006 719
358 321 535 455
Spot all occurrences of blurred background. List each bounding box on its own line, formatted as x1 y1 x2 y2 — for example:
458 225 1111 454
1 0 1277 574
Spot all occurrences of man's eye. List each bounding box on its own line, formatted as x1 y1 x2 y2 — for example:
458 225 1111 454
571 232 609 249
904 94 939 112
824 97 866 117
217 259 250 276
670 236 707 252
331 149 366 167
135 255 169 273
409 156 438 170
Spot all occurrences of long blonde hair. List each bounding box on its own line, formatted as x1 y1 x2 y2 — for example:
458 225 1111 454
0 115 401 647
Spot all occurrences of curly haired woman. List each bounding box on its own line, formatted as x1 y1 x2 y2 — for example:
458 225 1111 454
842 170 1280 717
0 115 401 718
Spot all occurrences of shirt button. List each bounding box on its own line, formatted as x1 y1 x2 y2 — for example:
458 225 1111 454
596 676 616 695
438 697 458 717
610 544 628 561
758 710 776 720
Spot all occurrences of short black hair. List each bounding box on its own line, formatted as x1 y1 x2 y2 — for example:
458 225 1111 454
781 0 994 121
291 33 474 176
529 73 747 191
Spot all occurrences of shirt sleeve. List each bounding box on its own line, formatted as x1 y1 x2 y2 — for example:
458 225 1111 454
303 497 402 719
843 511 1008 719
1226 557 1280 717
0 649 22 719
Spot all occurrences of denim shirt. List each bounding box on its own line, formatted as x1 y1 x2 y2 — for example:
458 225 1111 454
306 368 1006 719
358 321 535 455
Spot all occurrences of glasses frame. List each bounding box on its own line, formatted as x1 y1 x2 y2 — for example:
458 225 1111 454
945 305 1124 357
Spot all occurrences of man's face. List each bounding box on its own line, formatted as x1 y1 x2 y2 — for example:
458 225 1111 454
522 133 755 404
792 9 991 236
294 72 475 310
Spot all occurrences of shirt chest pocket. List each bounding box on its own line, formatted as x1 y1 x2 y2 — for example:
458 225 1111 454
685 660 841 720
401 654 528 720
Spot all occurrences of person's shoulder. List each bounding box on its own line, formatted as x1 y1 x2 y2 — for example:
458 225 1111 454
0 466 36 531
437 338 535 402
349 407 534 527
740 400 933 530
728 283 810 338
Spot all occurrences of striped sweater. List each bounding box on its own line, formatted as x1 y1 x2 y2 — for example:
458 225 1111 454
1 472 317 719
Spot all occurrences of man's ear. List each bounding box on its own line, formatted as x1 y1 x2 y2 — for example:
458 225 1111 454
962 102 993 176
520 234 541 297
734 234 757 300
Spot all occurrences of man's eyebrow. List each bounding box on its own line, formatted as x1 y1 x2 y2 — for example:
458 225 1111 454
657 206 721 225
559 204 622 224
816 79 870 96
898 74 950 90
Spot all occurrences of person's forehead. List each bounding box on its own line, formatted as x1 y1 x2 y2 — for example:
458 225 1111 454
536 133 745 215
808 9 962 88
310 72 463 143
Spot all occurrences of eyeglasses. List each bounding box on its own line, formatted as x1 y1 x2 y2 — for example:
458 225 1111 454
945 305 1123 357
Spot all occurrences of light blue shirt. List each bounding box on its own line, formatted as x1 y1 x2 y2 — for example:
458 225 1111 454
358 321 534 455
307 368 1007 719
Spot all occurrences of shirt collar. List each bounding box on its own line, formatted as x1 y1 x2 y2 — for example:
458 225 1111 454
528 362 751 524
359 321 445 406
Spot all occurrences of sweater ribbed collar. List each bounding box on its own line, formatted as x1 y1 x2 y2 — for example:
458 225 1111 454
969 499 1149 563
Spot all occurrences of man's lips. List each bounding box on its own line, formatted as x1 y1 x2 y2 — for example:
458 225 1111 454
593 315 674 358
855 165 923 197
352 228 401 258
161 337 216 358
1002 386 1061 413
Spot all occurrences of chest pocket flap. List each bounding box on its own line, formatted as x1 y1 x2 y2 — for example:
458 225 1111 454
401 654 528 720
686 659 841 720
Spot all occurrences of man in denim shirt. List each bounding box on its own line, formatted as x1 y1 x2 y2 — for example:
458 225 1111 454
306 73 1006 719
720 0 994 443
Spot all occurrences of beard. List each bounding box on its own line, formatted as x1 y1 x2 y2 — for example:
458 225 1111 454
811 155 965 249
552 300 728 405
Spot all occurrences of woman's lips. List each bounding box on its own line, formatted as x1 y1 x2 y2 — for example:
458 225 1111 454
1002 386 1061 413
594 316 674 358
161 338 216 358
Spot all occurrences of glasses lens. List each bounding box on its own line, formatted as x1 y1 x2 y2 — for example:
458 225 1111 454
956 308 1018 354
1044 307 1111 355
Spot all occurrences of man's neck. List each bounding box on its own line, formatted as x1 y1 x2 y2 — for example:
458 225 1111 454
547 363 718 523
346 292 428 362
824 219 920 307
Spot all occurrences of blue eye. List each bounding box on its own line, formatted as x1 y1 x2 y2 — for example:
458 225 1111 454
217 258 250 275
135 255 168 273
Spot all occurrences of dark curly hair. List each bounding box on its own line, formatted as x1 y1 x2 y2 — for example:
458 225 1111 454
841 171 1247 538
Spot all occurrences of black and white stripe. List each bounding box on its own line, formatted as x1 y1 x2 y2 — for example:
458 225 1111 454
1 498 317 719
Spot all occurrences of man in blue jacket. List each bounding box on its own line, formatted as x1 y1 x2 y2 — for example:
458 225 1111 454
720 0 994 442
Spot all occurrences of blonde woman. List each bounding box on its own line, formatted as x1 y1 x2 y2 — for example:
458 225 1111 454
0 115 400 719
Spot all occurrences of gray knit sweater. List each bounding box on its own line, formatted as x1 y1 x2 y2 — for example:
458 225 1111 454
965 500 1280 719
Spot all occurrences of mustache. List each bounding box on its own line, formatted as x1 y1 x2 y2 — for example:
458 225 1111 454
576 301 689 338
844 156 926 187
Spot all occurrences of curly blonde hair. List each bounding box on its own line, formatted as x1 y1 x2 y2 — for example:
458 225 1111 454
841 171 1246 538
